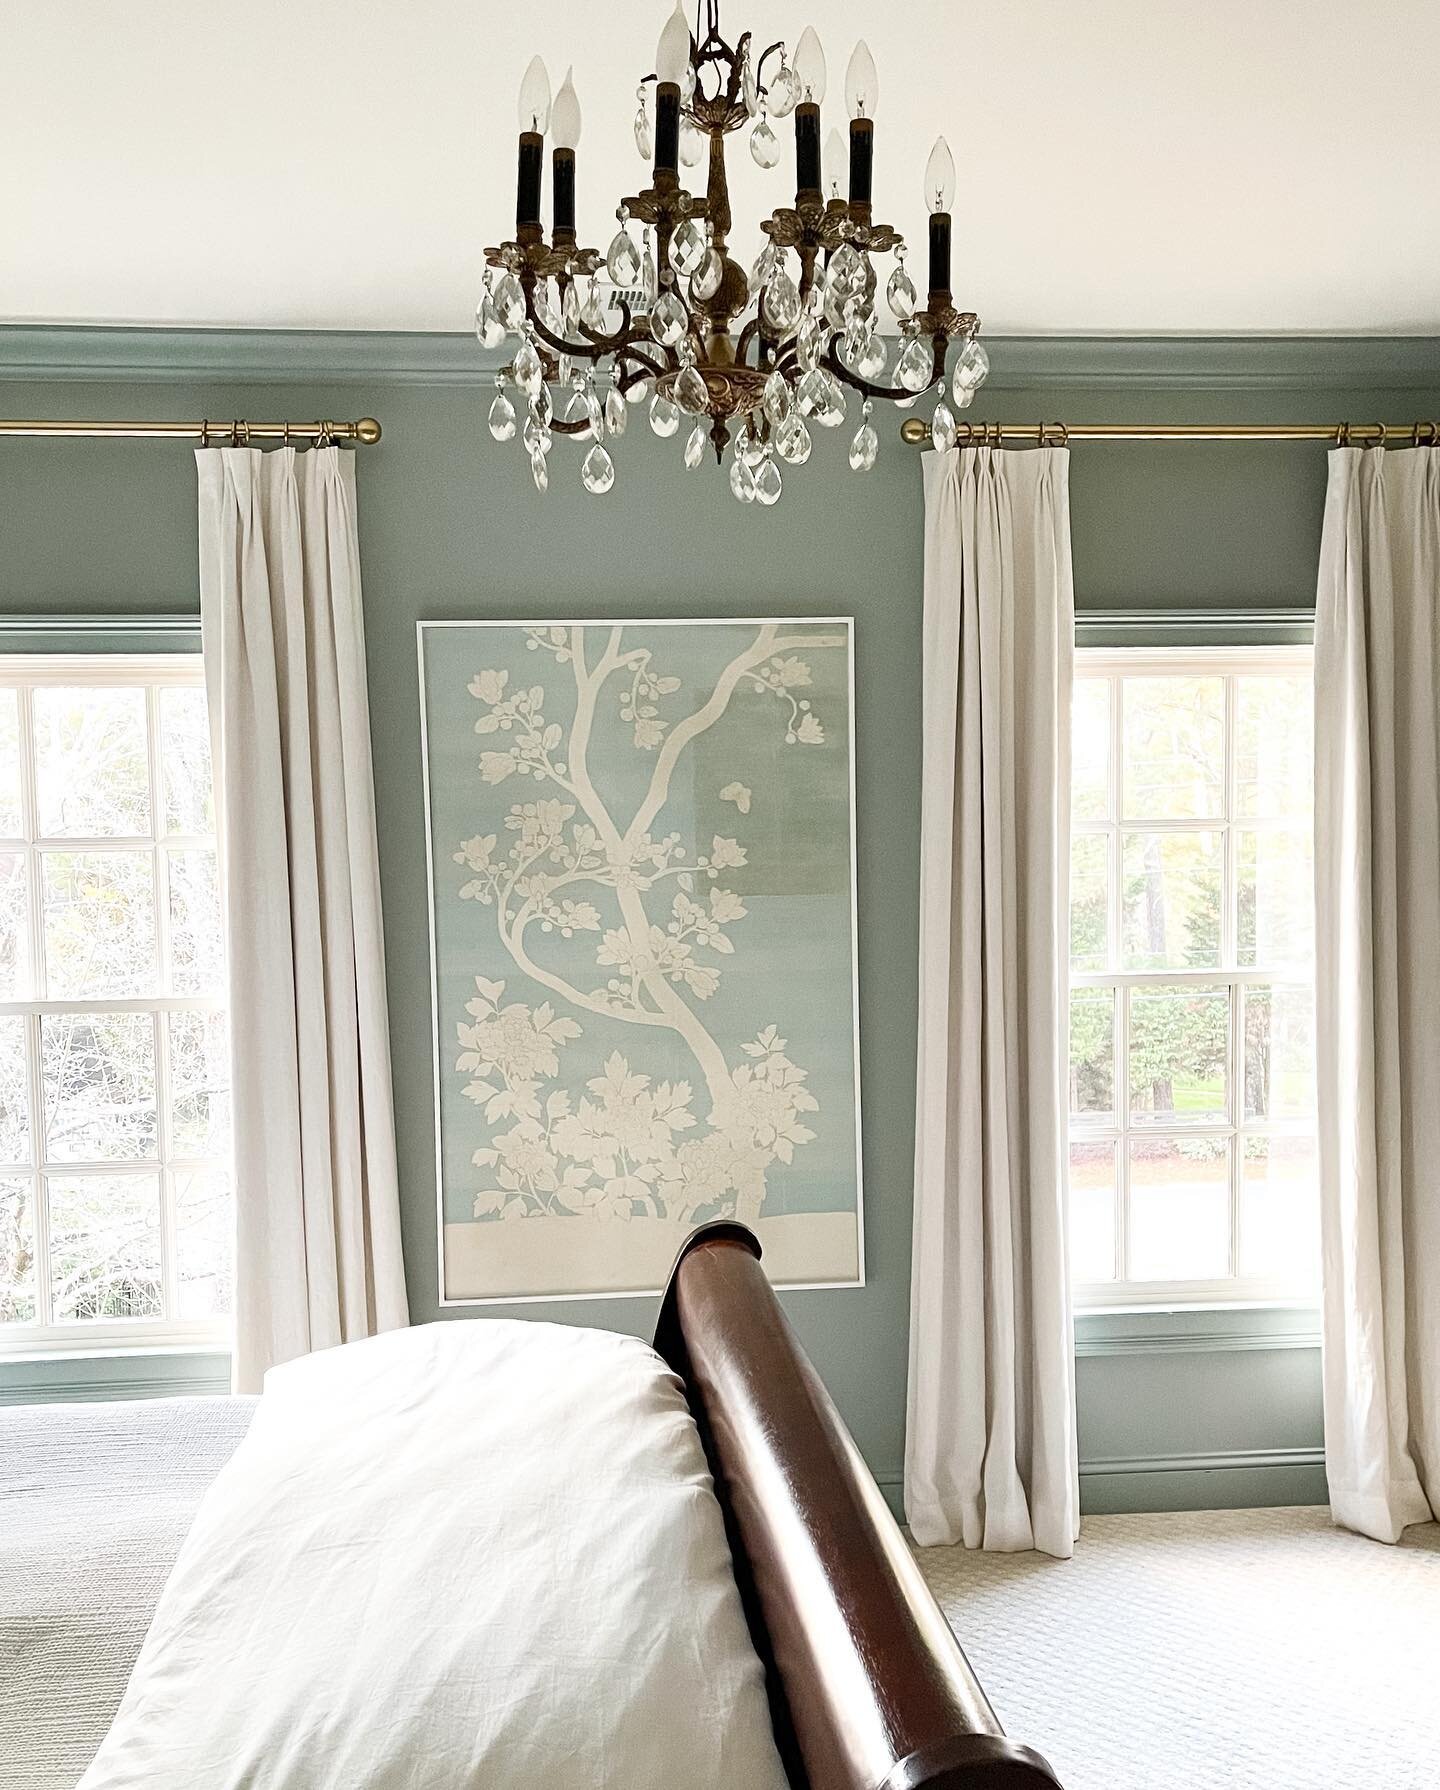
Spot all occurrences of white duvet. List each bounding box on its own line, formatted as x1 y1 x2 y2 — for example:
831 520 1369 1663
79 1320 788 1790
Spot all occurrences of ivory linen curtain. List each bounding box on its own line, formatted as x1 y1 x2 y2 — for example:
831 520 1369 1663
906 446 1079 1558
1313 445 1440 1542
196 445 408 1392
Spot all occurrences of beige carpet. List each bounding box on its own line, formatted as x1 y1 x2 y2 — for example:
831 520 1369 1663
916 1506 1440 1790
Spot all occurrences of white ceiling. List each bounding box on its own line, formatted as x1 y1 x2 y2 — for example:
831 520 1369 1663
5 0 1439 336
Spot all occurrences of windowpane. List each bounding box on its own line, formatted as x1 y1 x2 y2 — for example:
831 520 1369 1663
42 850 157 997
41 1012 158 1162
0 1178 36 1324
0 691 21 837
174 1168 232 1318
1070 834 1108 971
160 686 215 836
167 849 224 994
1069 988 1115 1122
0 853 28 999
1072 679 1110 821
1122 676 1224 820
33 686 151 838
1121 831 1223 970
1128 1137 1230 1280
1237 828 1313 970
1243 983 1315 1122
48 1172 162 1321
1069 1142 1116 1282
1236 675 1312 818
0 1017 31 1166
168 1011 231 1157
1129 983 1229 1126
1239 1137 1320 1283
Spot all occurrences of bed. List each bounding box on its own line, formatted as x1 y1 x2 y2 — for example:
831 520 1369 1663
0 1222 1061 1790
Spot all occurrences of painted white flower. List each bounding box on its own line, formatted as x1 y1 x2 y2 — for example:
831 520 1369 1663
719 781 752 813
469 668 509 705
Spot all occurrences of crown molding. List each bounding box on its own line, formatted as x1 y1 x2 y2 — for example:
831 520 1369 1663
1 326 1438 392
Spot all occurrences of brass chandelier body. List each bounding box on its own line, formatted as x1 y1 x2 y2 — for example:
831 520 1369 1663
482 4 986 500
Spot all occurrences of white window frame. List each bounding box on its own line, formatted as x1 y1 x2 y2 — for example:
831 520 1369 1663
0 653 231 1359
1071 643 1318 1312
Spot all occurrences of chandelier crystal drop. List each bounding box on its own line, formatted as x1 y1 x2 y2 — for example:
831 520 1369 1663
480 3 986 500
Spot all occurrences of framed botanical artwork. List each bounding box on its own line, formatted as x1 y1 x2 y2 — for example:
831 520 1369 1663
419 618 862 1303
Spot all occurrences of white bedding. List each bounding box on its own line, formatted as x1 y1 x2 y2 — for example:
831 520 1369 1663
78 1320 789 1790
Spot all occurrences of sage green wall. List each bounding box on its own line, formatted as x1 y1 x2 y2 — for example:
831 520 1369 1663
3 332 1438 1512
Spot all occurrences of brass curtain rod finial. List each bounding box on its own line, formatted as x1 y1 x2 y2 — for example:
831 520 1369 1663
355 417 382 445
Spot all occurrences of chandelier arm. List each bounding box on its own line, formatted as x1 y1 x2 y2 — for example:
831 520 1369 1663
824 335 949 405
753 39 786 92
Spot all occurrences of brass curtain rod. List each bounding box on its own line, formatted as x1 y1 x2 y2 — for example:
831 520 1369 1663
0 416 382 444
899 418 1440 448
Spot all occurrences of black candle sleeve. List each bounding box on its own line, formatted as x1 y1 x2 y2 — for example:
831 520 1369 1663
552 149 575 234
654 82 681 176
795 102 821 196
848 119 873 206
516 132 543 230
928 211 952 296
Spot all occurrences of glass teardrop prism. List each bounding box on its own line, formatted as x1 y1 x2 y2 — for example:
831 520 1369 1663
581 282 607 332
494 272 526 332
753 456 782 506
529 448 549 493
581 444 615 494
691 249 724 301
896 336 933 392
633 103 653 161
584 387 605 438
954 382 976 410
749 242 777 299
680 120 704 166
684 423 707 469
848 421 879 472
952 338 991 399
750 119 780 168
606 230 642 288
625 377 651 406
761 268 802 335
529 383 553 428
475 295 506 351
562 283 580 332
642 244 659 304
729 454 756 503
776 414 812 465
742 51 759 117
649 393 680 438
604 389 628 436
650 288 689 347
856 332 887 380
522 416 551 454
487 391 517 442
670 219 707 277
797 369 845 427
827 243 861 297
674 364 709 414
886 264 918 322
763 368 791 425
767 63 801 116
512 339 543 396
931 399 958 453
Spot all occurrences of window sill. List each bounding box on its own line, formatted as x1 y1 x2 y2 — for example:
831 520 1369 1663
1074 1303 1322 1358
0 1343 232 1406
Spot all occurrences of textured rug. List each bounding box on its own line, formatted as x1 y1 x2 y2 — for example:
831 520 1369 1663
0 1397 256 1790
916 1506 1440 1790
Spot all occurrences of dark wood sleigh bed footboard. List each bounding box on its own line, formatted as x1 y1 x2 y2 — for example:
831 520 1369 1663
654 1223 1064 1790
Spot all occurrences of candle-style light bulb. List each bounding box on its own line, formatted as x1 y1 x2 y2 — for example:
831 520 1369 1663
845 41 878 119
824 127 846 201
924 135 956 214
793 27 827 104
655 3 691 85
517 55 552 134
552 68 581 148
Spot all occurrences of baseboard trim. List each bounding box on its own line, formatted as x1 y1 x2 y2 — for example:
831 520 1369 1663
1080 1445 1324 1478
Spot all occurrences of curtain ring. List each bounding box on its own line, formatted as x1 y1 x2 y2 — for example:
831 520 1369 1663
1372 422 1386 449
1057 421 1070 448
1336 421 1350 446
282 418 291 448
239 418 251 448
199 418 209 449
317 419 334 448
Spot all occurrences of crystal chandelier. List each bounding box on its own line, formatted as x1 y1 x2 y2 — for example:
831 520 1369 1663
478 1 989 503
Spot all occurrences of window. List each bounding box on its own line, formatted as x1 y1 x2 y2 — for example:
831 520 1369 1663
1068 647 1318 1306
0 656 231 1355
